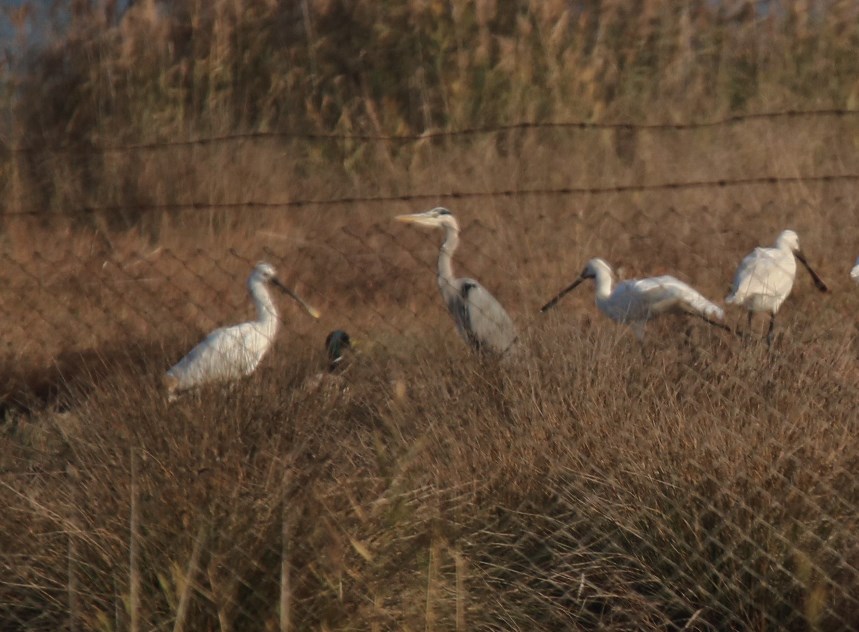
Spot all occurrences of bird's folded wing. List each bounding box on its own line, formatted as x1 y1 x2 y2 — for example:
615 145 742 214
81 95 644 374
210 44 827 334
637 276 724 320
459 279 518 354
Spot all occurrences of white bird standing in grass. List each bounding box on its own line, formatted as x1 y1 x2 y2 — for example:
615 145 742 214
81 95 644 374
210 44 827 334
163 262 320 401
541 258 729 340
395 207 518 355
725 230 828 345
851 257 859 284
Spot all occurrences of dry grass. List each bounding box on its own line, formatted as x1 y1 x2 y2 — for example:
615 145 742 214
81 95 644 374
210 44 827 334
2 1 859 630
2 131 858 628
6 0 859 218
1 321 857 629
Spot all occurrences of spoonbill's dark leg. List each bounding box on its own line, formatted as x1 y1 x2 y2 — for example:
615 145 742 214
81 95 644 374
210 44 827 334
696 315 736 336
637 337 651 361
766 313 776 347
747 311 754 331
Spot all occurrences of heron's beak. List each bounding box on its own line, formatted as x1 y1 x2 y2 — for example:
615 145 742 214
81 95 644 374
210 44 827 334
795 251 828 293
272 278 321 318
395 212 440 227
540 276 586 313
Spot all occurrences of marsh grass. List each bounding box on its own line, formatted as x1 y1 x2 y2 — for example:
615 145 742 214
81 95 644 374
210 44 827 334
2 321 858 629
2 126 858 629
5 0 859 219
2 1 859 629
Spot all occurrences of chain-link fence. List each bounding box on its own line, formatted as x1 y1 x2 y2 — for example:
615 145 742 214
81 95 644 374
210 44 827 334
2 114 859 631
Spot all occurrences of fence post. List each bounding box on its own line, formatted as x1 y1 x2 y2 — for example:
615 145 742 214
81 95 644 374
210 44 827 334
129 447 140 632
67 476 79 632
173 524 207 632
280 480 293 632
454 549 466 632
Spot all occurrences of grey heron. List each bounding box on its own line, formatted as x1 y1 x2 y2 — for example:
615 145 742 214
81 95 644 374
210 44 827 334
541 258 729 340
395 208 518 355
725 230 828 345
163 261 320 401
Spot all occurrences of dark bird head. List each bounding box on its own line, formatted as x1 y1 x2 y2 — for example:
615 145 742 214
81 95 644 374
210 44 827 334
325 330 352 372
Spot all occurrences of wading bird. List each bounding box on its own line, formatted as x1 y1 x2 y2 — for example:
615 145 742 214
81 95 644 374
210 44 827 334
163 262 319 401
395 208 517 355
725 229 828 345
325 330 352 371
851 257 859 284
540 258 728 340
302 330 353 396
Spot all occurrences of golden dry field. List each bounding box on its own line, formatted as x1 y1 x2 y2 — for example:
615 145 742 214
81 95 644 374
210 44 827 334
1 1 859 630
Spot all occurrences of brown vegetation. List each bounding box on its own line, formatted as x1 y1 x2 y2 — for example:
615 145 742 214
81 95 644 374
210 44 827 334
1 1 859 630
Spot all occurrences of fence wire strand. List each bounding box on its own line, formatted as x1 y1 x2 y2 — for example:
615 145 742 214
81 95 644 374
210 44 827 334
6 108 859 155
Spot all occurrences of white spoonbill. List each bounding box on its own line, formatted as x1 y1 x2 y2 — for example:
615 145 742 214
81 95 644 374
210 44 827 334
395 208 518 355
851 257 859 284
540 258 728 340
725 229 828 344
163 262 320 400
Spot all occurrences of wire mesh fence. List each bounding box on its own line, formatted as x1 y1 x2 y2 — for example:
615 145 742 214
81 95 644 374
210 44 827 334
1 116 859 630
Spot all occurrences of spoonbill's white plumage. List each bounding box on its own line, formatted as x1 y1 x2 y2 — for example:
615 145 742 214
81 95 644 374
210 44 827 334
851 257 859 284
725 230 828 344
395 207 518 355
163 262 319 400
541 258 728 340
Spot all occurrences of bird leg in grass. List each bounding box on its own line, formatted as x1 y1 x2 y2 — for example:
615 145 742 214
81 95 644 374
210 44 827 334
696 315 742 338
766 314 776 347
162 374 180 403
697 313 763 341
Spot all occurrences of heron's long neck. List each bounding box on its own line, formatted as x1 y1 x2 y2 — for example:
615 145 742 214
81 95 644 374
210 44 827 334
250 280 280 339
437 223 459 291
593 268 613 301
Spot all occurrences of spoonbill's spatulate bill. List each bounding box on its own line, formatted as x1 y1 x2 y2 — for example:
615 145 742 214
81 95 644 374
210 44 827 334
541 258 727 340
395 207 518 355
725 230 828 344
163 262 320 400
851 257 859 284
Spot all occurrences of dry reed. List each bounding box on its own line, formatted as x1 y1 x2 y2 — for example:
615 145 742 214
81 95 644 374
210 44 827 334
1 1 858 630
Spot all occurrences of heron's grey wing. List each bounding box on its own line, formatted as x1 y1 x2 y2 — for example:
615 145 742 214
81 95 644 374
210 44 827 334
457 278 517 354
851 258 859 284
636 276 725 320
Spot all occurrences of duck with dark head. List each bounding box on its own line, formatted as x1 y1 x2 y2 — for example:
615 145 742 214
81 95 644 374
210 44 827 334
325 330 352 372
303 329 355 397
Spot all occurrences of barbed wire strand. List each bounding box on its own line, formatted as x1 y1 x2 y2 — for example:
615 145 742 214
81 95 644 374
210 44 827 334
6 108 859 155
4 171 859 219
